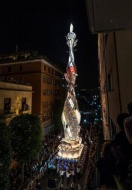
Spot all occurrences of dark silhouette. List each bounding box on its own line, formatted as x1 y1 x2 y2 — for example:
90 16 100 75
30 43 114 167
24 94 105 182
127 102 132 115
96 143 116 188
111 113 131 160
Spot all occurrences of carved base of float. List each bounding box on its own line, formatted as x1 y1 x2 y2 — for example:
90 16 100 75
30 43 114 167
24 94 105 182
58 138 84 159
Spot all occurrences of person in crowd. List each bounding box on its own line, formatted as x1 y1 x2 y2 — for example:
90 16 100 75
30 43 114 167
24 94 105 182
111 113 130 160
96 142 116 188
52 163 56 176
109 113 132 184
47 160 51 174
39 166 44 178
61 160 64 169
66 170 71 185
71 168 76 182
127 102 132 116
78 184 81 190
29 178 34 190
60 168 65 183
66 163 70 171
76 165 81 179
71 182 75 190
124 116 132 145
124 116 132 189
64 161 67 171
57 161 60 174
72 162 75 168
126 159 132 190
44 161 47 174
60 183 63 190
35 179 41 190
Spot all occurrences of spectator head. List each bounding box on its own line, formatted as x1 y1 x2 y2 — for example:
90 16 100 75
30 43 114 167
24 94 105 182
124 116 132 144
127 102 132 115
117 113 129 130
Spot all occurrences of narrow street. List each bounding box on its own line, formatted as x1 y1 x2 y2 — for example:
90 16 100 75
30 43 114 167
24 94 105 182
40 147 89 190
40 164 86 190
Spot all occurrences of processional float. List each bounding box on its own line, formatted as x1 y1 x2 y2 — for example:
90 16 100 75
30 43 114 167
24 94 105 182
58 24 83 159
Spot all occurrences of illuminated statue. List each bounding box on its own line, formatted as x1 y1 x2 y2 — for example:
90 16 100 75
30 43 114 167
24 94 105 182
15 97 21 115
58 24 83 159
62 24 80 140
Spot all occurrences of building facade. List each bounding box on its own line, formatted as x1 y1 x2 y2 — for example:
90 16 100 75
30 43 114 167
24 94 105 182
0 79 32 125
86 1 132 140
98 31 132 140
0 52 66 138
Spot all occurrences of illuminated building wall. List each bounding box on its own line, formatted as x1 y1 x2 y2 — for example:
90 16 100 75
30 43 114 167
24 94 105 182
0 81 32 125
98 30 132 140
0 52 66 138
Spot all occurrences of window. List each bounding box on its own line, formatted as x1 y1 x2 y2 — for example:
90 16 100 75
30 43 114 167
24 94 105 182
22 98 28 111
48 102 51 108
44 65 46 71
43 76 47 83
4 98 11 114
55 89 59 96
20 65 22 72
51 90 54 96
13 56 17 60
47 78 50 84
47 89 50 96
8 66 11 73
43 76 52 84
52 69 54 75
104 34 108 47
42 102 46 109
43 89 47 95
51 79 54 85
47 113 49 120
48 67 50 73
107 73 113 92
43 114 47 121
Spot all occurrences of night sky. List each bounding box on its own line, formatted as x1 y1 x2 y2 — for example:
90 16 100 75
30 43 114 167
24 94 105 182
0 0 98 89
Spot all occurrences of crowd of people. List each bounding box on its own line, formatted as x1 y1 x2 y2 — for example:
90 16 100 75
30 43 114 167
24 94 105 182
46 139 88 189
8 101 132 190
82 102 132 190
83 126 100 190
9 131 62 190
9 128 89 190
9 165 22 190
8 119 131 190
95 102 132 190
58 160 82 187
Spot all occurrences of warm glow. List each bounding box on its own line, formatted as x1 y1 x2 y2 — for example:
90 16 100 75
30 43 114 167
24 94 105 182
58 25 83 159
